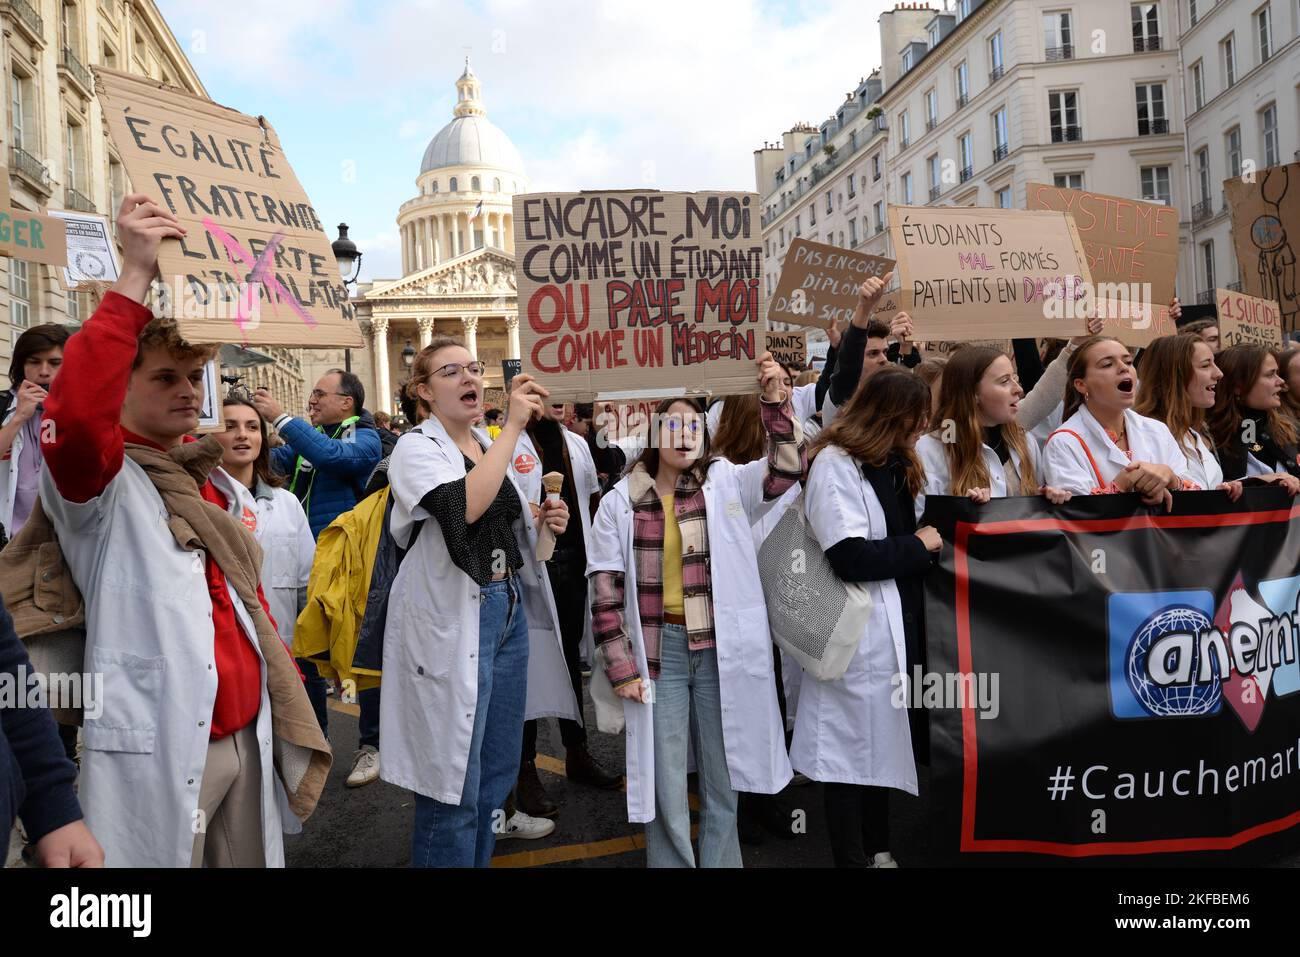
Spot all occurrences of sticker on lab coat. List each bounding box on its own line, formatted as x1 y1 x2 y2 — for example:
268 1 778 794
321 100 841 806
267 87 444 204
726 501 744 518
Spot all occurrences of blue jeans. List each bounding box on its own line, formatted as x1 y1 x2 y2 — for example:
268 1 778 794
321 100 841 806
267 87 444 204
646 622 741 868
411 576 530 868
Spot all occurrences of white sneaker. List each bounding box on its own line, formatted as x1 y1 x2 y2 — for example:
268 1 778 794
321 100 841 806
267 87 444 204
345 745 380 788
499 810 555 841
869 851 899 868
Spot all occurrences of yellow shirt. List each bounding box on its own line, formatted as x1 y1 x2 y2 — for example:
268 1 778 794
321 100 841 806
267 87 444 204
660 494 684 615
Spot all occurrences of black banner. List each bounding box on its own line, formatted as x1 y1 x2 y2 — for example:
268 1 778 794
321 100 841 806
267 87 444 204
924 488 1300 857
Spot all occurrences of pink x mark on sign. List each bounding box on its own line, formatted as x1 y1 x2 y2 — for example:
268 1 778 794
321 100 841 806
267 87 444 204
202 217 318 338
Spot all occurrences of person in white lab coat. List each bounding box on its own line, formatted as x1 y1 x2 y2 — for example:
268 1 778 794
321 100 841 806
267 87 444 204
793 367 940 868
381 337 577 868
1207 344 1300 492
916 346 1072 519
1134 335 1248 499
213 396 316 652
1042 337 1196 507
586 353 803 867
508 402 623 822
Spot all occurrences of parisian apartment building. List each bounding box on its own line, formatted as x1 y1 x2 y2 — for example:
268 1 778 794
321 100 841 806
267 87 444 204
755 0 1300 343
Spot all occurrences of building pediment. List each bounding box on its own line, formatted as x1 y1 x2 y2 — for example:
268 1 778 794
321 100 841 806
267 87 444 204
365 247 517 301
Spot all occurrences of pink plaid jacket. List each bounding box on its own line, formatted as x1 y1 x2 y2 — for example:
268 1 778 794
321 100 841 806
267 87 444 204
592 397 805 687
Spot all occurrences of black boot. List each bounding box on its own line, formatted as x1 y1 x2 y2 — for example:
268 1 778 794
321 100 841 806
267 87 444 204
516 760 559 818
565 744 624 789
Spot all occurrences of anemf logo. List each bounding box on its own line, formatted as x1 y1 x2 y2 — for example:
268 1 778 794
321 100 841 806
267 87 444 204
1108 576 1300 731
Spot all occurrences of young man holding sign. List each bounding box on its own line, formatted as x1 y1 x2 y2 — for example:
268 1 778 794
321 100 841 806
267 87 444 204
39 194 329 867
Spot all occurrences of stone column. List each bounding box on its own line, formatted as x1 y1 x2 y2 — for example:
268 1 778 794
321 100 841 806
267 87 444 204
372 316 392 414
462 315 478 358
424 216 434 269
505 313 520 360
417 316 435 349
432 214 442 265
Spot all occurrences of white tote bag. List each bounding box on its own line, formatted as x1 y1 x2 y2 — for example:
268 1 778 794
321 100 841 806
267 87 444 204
757 491 873 682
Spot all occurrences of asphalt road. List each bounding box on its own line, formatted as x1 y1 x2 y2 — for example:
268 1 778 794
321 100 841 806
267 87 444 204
286 687 1300 869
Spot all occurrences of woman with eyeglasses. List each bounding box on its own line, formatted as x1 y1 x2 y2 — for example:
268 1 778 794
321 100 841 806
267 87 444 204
587 352 805 867
380 337 580 867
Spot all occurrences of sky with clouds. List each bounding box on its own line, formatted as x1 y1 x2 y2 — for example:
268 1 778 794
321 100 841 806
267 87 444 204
157 0 898 281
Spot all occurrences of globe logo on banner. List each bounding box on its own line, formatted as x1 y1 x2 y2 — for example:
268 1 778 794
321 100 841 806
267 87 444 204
1109 579 1300 728
1108 590 1220 720
1124 605 1221 716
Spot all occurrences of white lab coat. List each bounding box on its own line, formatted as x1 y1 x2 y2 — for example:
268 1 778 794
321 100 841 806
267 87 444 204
250 482 315 647
509 426 600 663
914 432 1041 520
585 460 792 824
1041 406 1192 494
40 460 290 868
0 403 29 533
789 445 918 794
379 417 579 804
1182 430 1223 489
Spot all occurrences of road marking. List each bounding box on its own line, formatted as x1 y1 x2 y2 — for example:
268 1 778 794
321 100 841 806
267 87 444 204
492 825 700 868
327 698 360 717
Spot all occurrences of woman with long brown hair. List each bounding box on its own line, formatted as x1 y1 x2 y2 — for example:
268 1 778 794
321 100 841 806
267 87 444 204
915 346 1071 518
1206 344 1300 490
587 352 804 867
1042 336 1194 506
791 367 940 868
1134 335 1242 497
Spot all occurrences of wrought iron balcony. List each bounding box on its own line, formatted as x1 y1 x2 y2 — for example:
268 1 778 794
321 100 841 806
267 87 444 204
1192 198 1213 222
956 93 968 108
1196 289 1214 305
64 187 95 213
1051 125 1083 143
925 117 936 132
59 46 93 93
1132 36 1161 52
989 65 1004 83
992 143 1009 163
960 165 973 183
1227 281 1243 291
10 146 50 194
875 222 884 235
929 185 941 201
1139 118 1169 136
1045 44 1074 61
0 0 43 43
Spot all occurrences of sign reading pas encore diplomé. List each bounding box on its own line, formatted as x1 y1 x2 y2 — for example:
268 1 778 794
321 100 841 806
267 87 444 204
92 66 361 349
513 190 763 401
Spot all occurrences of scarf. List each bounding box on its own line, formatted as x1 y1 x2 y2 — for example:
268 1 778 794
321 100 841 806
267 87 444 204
123 436 331 823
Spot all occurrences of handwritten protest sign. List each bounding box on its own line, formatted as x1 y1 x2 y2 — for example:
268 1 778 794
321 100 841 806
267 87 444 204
0 169 66 267
1028 183 1178 346
764 329 807 368
93 66 360 348
47 209 118 287
887 205 1091 340
1225 162 1300 332
1217 288 1284 349
513 190 763 401
768 238 894 330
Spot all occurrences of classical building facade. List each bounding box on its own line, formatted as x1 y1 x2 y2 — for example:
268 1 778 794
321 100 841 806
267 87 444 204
755 0 1239 328
1181 0 1300 301
346 60 526 415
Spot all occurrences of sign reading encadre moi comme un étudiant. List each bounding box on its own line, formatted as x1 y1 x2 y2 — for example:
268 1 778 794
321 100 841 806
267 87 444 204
513 190 764 401
93 66 361 349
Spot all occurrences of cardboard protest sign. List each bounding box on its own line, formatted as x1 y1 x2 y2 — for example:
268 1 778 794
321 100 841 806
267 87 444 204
1217 287 1284 350
764 329 807 368
92 66 360 348
47 209 118 287
1225 163 1300 332
1027 183 1179 345
0 169 67 266
768 238 894 330
513 190 763 401
888 205 1091 340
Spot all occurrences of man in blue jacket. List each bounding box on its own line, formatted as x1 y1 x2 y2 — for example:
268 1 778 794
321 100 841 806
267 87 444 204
0 598 102 866
254 370 381 738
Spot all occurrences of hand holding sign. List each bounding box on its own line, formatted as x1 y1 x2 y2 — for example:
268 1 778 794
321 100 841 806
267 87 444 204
851 270 895 329
756 351 786 404
115 194 185 305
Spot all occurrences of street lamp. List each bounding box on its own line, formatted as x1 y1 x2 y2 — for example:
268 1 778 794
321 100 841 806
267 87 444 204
331 223 363 373
401 339 416 367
